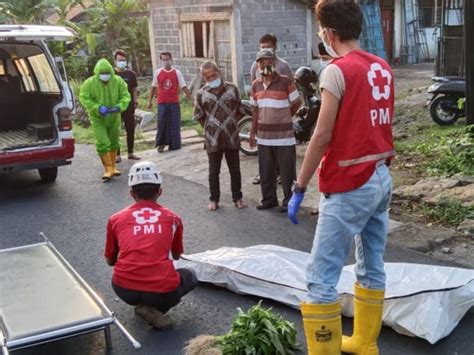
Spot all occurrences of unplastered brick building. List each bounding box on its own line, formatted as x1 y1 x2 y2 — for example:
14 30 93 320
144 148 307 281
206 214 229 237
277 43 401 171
146 0 319 90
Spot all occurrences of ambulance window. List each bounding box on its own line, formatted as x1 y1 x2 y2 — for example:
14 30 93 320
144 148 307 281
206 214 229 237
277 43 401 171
27 53 60 94
14 58 36 92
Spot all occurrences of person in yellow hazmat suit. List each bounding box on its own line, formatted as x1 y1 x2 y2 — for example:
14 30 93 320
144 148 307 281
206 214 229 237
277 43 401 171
79 58 131 181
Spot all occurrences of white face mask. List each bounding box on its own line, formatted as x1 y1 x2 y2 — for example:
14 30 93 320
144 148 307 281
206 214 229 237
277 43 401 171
116 60 127 70
321 29 339 58
99 74 111 82
208 78 222 89
260 47 274 54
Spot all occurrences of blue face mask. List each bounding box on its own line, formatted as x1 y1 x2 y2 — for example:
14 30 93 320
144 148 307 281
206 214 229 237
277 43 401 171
99 74 111 82
208 78 222 89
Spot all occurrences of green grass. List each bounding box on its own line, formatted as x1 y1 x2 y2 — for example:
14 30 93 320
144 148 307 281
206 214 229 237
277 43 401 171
136 85 200 131
72 123 96 145
73 88 200 152
73 122 156 152
394 123 473 177
421 198 474 226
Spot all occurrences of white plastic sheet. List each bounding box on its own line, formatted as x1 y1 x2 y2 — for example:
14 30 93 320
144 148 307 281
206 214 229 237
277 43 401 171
176 244 474 344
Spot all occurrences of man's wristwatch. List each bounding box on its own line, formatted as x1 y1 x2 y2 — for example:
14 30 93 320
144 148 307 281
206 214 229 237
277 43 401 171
293 182 306 193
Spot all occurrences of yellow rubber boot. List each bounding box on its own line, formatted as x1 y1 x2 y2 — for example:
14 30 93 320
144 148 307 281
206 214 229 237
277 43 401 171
301 302 341 355
99 153 113 181
342 284 385 355
109 150 121 176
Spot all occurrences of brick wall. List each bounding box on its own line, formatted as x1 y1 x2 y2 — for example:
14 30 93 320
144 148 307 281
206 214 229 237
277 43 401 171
240 0 310 84
148 0 312 88
148 0 233 85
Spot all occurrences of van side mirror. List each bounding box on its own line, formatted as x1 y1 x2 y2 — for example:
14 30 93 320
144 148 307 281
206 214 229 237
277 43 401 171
65 41 75 51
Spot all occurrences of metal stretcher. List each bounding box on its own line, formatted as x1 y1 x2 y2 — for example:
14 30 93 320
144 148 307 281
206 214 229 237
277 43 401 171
0 234 141 354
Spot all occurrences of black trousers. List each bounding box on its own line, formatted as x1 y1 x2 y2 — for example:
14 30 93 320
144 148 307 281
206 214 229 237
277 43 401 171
258 144 296 207
112 268 198 314
208 148 243 203
118 106 135 155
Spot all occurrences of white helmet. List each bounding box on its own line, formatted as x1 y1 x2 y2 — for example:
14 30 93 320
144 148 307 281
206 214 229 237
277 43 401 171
128 161 163 187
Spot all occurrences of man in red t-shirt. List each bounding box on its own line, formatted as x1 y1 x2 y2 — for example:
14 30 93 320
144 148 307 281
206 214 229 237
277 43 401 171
147 52 192 153
104 161 197 328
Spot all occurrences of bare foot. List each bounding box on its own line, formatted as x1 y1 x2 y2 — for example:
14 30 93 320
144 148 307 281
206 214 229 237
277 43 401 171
234 199 247 209
208 201 219 211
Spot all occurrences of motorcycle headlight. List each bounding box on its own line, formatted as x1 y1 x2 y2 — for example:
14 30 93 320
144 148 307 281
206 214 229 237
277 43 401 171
427 82 441 93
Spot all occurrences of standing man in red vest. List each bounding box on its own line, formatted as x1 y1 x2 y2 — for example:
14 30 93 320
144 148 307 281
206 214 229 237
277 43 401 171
148 52 192 152
287 0 395 354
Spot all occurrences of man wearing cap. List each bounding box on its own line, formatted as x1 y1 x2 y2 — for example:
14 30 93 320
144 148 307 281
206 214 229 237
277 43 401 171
250 33 293 186
249 49 301 212
104 161 198 329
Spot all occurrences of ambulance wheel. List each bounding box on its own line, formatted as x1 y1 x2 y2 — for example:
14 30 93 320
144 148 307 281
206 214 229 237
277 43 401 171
39 167 58 183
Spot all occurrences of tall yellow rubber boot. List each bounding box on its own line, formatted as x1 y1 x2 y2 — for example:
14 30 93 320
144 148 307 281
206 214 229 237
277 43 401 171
99 153 113 181
109 150 121 176
342 283 385 355
301 302 341 355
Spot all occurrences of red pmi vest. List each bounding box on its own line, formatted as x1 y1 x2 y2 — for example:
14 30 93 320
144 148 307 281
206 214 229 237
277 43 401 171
157 68 180 104
318 50 395 193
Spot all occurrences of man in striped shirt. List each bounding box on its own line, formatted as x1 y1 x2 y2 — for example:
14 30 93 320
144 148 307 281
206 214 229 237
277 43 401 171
249 49 301 212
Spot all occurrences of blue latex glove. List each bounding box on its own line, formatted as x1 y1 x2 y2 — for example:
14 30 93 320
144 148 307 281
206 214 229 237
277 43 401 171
288 191 305 225
99 105 109 116
108 106 120 114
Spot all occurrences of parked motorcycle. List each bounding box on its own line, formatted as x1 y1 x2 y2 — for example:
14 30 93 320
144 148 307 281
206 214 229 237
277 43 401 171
427 76 465 125
238 67 321 156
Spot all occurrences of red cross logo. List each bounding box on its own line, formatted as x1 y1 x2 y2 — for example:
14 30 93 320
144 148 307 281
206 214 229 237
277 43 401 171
132 207 161 224
367 63 392 101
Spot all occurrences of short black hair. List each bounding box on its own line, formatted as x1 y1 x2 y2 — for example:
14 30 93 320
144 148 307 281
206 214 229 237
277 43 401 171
114 49 127 59
259 33 277 46
160 51 172 60
132 183 161 200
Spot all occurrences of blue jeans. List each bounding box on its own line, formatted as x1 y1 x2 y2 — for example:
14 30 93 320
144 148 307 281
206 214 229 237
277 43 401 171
306 164 393 303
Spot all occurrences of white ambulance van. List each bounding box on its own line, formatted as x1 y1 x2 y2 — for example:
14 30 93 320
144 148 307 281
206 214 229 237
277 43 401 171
0 25 75 182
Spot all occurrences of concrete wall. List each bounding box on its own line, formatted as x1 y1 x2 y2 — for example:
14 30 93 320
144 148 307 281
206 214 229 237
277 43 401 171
238 0 311 85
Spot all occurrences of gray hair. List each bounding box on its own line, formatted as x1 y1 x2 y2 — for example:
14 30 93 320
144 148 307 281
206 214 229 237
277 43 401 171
200 60 219 73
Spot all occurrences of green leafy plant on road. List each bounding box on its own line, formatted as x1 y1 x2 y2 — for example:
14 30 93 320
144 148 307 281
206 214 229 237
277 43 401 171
184 301 298 355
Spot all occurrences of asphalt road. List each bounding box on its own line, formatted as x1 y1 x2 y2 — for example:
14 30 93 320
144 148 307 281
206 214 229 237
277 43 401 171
0 144 473 355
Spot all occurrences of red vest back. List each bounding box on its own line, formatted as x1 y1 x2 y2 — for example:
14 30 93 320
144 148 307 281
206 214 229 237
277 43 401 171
318 50 395 193
157 68 179 104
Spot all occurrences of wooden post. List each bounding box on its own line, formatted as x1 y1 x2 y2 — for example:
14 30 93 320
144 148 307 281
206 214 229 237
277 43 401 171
203 22 208 58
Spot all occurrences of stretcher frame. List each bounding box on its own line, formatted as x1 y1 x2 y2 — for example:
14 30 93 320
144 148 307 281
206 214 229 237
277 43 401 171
0 233 141 354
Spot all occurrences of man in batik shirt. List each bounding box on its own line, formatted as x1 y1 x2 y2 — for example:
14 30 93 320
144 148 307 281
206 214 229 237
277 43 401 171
194 61 246 211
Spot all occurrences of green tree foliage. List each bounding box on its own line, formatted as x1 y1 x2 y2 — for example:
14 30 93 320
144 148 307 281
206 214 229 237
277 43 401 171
80 0 151 76
1 0 151 78
0 0 54 24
